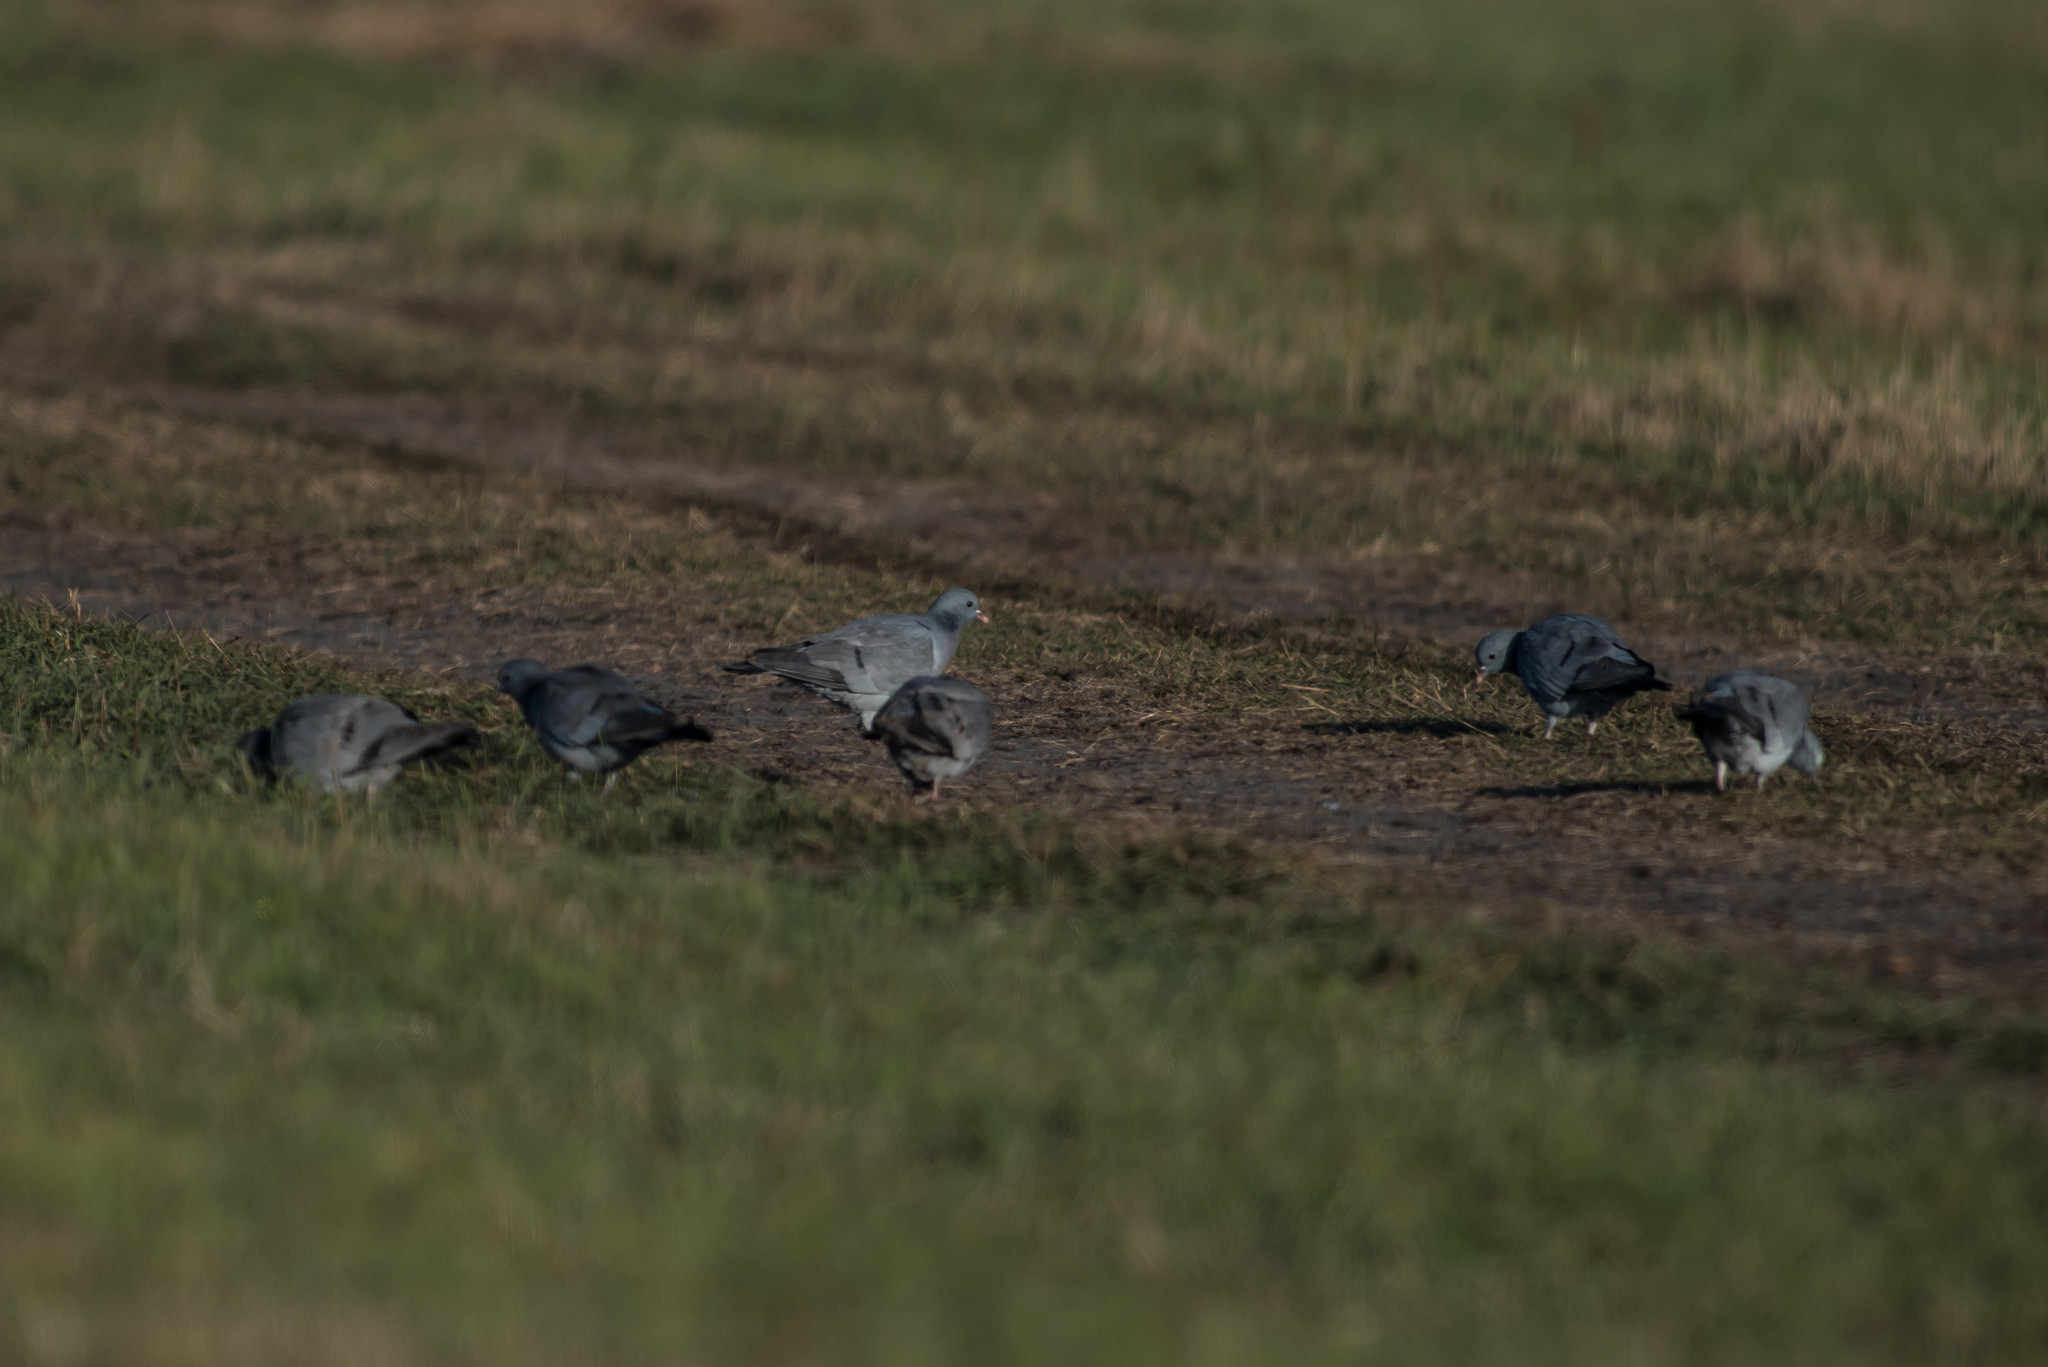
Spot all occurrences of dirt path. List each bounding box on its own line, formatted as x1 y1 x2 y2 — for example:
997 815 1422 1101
19 371 2048 723
7 448 2047 995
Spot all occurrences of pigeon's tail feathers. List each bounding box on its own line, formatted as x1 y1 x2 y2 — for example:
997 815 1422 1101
736 646 851 691
604 718 714 747
362 719 477 770
238 727 276 780
721 660 767 675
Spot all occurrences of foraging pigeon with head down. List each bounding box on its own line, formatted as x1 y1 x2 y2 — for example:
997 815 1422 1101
723 588 989 731
1678 670 1825 793
239 694 474 795
1473 613 1672 737
497 659 711 790
871 675 992 801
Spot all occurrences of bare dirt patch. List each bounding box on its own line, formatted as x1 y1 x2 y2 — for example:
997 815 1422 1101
31 372 2048 726
8 424 2048 999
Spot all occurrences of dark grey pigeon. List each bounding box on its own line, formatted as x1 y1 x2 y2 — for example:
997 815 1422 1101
497 659 711 791
723 588 989 731
1678 670 1825 793
239 694 474 796
1473 614 1672 738
871 675 992 801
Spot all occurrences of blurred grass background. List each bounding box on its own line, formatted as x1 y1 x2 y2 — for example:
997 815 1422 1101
4 0 2048 598
4 1 2048 1362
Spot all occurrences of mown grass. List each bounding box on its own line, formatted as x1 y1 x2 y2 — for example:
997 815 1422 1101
5 598 2048 1365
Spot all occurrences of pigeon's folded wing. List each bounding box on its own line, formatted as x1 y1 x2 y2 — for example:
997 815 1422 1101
878 680 989 757
535 669 666 744
799 628 939 694
744 644 854 690
358 719 475 771
1566 648 1669 695
1679 696 1764 740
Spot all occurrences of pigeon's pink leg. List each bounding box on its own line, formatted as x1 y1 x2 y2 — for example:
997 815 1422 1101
1543 717 1560 740
926 779 943 804
1755 772 1767 792
1714 761 1728 793
1585 719 1599 736
601 773 619 798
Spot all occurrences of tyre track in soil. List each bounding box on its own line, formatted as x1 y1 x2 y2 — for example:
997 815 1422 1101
4 375 2047 991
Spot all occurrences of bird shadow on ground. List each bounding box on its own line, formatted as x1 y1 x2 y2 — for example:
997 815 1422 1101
1479 779 1717 800
1309 719 1513 739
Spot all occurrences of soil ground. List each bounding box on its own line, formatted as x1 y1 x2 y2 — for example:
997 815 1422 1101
6 374 2044 995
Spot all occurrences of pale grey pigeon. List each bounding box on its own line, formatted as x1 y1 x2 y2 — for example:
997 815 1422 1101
239 694 474 795
723 588 989 731
1474 614 1672 737
1678 670 1825 793
871 675 992 801
497 659 711 790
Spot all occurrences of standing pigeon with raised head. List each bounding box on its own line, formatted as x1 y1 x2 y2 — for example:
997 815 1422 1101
497 659 711 791
239 694 474 795
1678 670 1825 793
871 675 992 801
1473 613 1672 738
723 588 989 732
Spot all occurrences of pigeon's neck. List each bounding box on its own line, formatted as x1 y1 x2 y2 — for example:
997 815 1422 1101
502 682 544 717
1504 632 1526 676
926 614 973 669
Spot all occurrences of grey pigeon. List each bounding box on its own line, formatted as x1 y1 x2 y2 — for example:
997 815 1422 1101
723 588 989 731
497 659 711 790
871 675 992 801
1677 670 1825 793
239 694 474 795
1474 613 1672 737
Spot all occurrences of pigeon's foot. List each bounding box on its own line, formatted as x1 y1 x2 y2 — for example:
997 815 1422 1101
1542 718 1560 740
1585 719 1599 736
1714 761 1728 794
600 773 619 798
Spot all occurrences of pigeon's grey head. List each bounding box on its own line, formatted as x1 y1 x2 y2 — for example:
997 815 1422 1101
496 658 551 702
929 587 989 630
237 727 276 781
1473 629 1520 684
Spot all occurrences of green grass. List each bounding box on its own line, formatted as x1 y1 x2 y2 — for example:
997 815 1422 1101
4 599 2048 1365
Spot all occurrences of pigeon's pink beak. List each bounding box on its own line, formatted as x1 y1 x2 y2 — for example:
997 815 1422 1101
1474 669 1490 685
975 610 990 624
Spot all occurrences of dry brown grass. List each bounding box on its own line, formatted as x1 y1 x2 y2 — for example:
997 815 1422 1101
144 0 811 66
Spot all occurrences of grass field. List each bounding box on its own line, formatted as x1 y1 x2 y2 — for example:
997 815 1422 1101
3 0 2048 1362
